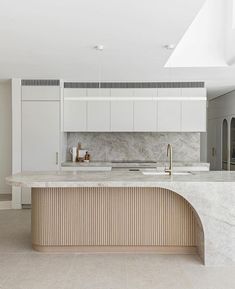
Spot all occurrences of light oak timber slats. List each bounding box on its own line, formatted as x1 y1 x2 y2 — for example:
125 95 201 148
32 187 202 252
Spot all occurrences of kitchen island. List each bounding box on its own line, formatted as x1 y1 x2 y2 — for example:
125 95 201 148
6 170 235 266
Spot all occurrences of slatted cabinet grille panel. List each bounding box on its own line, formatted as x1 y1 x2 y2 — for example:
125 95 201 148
32 187 198 247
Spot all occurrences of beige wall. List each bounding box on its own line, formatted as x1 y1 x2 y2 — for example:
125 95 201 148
0 80 12 194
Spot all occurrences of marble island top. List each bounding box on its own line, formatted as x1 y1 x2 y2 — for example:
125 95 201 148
6 170 235 188
6 169 235 266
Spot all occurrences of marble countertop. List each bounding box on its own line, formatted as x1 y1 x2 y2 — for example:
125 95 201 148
61 161 210 168
6 170 235 188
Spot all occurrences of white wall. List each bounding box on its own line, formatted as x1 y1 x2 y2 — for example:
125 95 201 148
0 80 12 194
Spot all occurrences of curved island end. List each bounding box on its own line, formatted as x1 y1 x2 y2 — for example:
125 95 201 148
6 170 235 267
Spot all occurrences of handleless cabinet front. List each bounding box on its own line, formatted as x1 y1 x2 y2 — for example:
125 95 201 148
110 100 134 131
63 99 87 132
181 100 206 132
87 100 110 131
158 100 181 132
134 100 157 131
63 88 87 132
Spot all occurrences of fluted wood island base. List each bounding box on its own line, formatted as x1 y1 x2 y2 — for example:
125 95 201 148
32 187 203 259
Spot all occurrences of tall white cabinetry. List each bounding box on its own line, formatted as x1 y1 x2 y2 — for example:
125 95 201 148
21 84 60 204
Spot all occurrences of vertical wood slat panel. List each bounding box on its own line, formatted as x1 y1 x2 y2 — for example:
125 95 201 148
32 187 199 247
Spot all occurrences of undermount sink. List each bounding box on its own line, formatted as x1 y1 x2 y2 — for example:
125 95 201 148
141 170 192 176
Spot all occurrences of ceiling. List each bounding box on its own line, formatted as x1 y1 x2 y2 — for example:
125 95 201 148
0 0 235 98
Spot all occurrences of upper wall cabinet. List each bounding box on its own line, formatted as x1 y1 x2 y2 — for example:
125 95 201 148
64 88 86 98
134 100 157 131
158 100 181 132
62 86 207 132
181 100 207 132
133 88 157 98
64 99 87 132
87 100 110 131
158 88 181 98
87 88 110 97
63 87 87 132
86 88 110 131
110 100 134 131
181 88 206 98
110 88 134 98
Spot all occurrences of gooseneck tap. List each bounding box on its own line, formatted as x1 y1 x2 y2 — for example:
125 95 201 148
165 144 173 176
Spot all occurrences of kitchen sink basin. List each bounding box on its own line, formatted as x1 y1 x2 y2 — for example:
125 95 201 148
141 170 192 176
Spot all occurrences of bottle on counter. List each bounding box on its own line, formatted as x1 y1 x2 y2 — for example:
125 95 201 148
84 151 90 163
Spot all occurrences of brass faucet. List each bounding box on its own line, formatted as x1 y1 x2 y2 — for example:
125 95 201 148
165 144 173 175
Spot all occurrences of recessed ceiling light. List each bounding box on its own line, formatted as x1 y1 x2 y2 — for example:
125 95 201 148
163 44 175 50
94 45 104 51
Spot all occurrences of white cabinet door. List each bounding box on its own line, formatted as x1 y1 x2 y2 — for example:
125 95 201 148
63 100 87 131
22 101 60 204
64 88 86 98
87 100 110 131
22 86 60 101
158 88 181 98
134 100 157 131
181 100 206 132
87 88 110 97
158 100 181 131
110 100 134 131
110 88 134 98
181 88 206 98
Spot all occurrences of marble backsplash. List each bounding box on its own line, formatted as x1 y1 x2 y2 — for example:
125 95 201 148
67 132 200 162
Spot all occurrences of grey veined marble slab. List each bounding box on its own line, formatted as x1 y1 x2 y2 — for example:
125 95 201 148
6 170 235 267
67 132 200 162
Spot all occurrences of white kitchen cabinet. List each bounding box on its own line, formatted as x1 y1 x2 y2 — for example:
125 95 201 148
62 87 207 132
22 86 60 101
158 100 181 131
181 100 206 132
87 88 110 97
181 87 206 98
63 99 87 131
110 88 134 97
133 88 157 98
158 88 181 98
110 100 134 131
64 88 86 98
87 100 110 131
22 101 60 204
134 100 157 131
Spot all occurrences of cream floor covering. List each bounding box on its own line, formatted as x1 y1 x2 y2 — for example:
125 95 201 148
0 209 235 289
